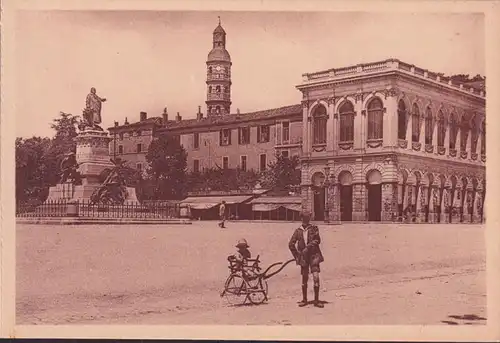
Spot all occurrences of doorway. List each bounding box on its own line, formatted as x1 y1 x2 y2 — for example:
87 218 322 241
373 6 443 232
338 171 354 221
366 169 383 222
340 185 353 221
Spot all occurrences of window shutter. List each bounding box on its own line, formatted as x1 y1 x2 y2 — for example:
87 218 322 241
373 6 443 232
219 130 222 146
276 124 282 145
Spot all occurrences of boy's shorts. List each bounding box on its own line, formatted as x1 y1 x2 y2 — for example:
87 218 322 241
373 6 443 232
301 263 320 274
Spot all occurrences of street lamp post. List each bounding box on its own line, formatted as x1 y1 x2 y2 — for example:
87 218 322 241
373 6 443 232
324 166 330 223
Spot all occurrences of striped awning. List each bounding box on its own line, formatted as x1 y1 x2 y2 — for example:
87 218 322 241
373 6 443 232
180 195 253 210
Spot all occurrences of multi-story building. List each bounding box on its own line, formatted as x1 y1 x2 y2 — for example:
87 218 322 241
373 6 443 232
109 21 486 223
298 59 485 223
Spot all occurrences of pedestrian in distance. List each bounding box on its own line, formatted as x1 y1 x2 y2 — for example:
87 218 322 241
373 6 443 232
218 200 226 228
288 211 324 308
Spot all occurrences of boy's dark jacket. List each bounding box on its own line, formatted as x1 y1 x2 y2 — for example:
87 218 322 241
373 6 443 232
288 224 324 267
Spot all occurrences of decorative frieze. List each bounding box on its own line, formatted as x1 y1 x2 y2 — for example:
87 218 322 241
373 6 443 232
412 142 422 151
460 151 468 159
398 139 408 149
338 142 354 150
437 147 446 155
367 139 383 148
471 152 478 161
425 144 434 153
449 149 457 157
481 154 486 162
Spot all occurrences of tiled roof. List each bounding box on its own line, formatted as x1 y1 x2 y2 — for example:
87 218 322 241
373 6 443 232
108 117 163 131
162 104 302 131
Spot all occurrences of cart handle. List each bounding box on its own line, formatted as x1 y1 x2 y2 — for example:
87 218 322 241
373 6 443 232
261 258 295 280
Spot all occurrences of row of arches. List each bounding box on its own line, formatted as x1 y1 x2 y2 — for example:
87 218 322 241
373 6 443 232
397 100 485 153
308 167 485 223
308 97 485 156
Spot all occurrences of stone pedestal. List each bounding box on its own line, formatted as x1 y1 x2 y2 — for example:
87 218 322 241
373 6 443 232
46 182 76 201
45 129 139 205
75 129 115 185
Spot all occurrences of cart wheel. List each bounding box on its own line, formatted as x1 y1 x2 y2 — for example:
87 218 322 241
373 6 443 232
223 274 247 306
247 278 268 305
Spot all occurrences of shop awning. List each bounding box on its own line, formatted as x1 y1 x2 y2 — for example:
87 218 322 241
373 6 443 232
180 195 254 210
252 203 282 212
250 196 302 212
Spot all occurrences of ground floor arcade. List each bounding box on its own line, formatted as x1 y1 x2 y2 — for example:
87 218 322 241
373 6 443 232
301 154 485 223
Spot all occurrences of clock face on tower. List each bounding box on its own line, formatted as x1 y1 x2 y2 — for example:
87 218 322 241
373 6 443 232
215 65 222 72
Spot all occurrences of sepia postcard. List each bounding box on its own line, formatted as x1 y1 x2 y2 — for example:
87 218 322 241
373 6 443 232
1 0 500 341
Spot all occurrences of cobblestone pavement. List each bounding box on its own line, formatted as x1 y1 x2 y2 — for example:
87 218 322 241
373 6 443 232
16 221 486 325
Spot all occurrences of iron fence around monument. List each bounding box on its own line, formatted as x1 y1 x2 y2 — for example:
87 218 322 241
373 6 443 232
16 200 181 219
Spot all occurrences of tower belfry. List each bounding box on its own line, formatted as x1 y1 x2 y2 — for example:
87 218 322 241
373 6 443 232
206 18 232 116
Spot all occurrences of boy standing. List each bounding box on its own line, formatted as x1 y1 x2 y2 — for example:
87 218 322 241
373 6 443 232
288 212 324 308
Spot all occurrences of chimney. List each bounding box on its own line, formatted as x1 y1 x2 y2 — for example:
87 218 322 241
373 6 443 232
162 107 168 124
114 121 119 127
176 112 182 121
237 108 240 114
196 106 203 120
140 111 147 121
124 117 129 125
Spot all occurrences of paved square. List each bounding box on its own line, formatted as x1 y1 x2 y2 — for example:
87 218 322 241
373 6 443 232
16 221 486 325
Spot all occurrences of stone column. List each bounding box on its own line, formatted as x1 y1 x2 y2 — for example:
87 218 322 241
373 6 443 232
332 110 339 155
443 124 450 156
432 122 438 154
451 185 462 223
302 101 310 155
464 187 473 223
397 183 404 219
464 128 471 160
418 119 426 151
405 113 413 150
475 131 482 160
428 185 438 223
441 187 451 223
472 186 483 223
454 130 461 158
417 185 428 223
383 94 397 147
326 99 335 152
382 182 398 222
328 182 340 223
352 183 366 221
353 100 363 151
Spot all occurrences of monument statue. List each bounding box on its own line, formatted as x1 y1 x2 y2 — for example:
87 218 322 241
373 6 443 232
59 152 81 184
81 87 107 131
89 157 129 205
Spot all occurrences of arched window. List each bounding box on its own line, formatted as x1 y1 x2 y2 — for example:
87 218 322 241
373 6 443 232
216 85 221 93
313 105 327 145
460 116 470 151
367 98 384 140
339 101 354 142
437 110 445 147
397 100 407 140
424 106 433 145
208 66 212 74
216 105 221 114
208 86 212 93
411 103 420 142
225 86 229 93
449 114 458 150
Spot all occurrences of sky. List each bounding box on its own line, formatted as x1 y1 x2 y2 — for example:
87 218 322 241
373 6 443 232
15 10 484 138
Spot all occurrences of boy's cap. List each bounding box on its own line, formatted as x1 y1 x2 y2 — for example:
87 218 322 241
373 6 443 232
301 211 312 219
236 238 249 248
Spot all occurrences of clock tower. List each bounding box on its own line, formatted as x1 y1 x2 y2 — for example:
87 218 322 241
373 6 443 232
206 17 232 117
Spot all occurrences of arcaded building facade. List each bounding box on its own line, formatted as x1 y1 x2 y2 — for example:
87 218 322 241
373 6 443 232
297 59 486 223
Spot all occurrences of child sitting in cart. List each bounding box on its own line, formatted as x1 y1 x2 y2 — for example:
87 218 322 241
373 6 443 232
230 239 258 278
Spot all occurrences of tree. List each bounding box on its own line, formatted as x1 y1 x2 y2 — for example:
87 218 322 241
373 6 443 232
44 112 81 186
145 135 188 200
260 154 301 193
15 136 52 204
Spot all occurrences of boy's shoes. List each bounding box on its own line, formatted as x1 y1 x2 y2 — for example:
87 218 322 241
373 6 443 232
314 301 324 308
298 300 308 307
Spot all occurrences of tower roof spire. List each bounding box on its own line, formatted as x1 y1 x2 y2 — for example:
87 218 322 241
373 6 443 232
218 16 221 25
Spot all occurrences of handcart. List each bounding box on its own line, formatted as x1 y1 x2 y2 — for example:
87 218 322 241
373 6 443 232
220 255 295 305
